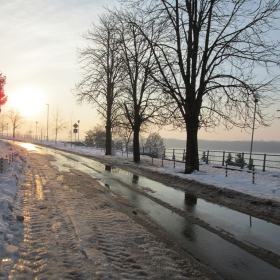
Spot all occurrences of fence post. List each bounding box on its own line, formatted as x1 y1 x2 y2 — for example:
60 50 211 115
206 150 209 164
150 146 152 156
226 163 228 177
163 148 166 159
263 154 266 172
241 152 244 169
173 149 175 160
182 149 185 161
174 155 176 168
0 158 3 173
222 151 225 166
162 154 164 167
252 165 255 184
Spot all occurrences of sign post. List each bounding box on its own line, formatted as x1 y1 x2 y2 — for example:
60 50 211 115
73 123 78 147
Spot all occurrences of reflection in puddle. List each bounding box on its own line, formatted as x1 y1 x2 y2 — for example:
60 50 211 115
184 193 197 206
132 174 139 184
105 165 111 172
19 143 37 151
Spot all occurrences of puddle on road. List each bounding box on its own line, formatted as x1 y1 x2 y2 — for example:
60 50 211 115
106 166 280 256
19 142 38 151
41 149 280 256
98 178 280 280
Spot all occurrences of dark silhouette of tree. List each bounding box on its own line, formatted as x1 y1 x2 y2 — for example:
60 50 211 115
115 10 169 162
113 118 133 152
123 0 280 173
225 153 234 165
74 12 123 156
200 151 207 163
235 153 247 168
84 125 106 147
0 73 8 112
145 132 165 158
7 108 25 138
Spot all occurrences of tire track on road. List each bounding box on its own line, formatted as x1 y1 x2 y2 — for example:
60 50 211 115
7 154 87 280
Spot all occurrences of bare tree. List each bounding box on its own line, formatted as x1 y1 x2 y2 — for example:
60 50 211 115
84 124 106 147
51 107 66 142
0 113 8 135
38 124 45 141
7 108 25 138
145 132 165 158
26 122 33 138
123 0 280 173
74 12 123 155
115 10 169 162
114 118 134 152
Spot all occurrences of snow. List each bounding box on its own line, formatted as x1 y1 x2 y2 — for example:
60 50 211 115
0 139 280 276
0 138 279 275
0 141 25 264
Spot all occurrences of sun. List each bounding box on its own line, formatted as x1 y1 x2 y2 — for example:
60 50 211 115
9 87 46 117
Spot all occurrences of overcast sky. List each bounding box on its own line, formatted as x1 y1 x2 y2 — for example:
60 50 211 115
1 0 279 142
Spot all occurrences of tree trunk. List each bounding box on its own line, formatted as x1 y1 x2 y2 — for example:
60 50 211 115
105 120 111 155
105 83 113 155
185 118 199 174
133 126 140 162
13 127 15 138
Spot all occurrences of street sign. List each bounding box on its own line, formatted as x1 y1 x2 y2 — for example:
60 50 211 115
73 123 78 128
73 129 78 133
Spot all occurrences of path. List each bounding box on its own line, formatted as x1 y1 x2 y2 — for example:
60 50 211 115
2 151 211 279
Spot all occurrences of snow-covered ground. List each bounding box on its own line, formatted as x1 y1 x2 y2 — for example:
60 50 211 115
0 141 25 263
0 138 279 243
0 138 279 277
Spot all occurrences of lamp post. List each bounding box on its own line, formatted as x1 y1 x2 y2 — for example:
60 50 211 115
46 104 49 141
249 93 261 170
36 121 38 139
77 120 80 142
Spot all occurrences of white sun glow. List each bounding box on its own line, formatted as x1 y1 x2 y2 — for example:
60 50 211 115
9 87 46 117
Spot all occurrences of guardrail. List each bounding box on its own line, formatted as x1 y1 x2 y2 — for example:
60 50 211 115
2 134 279 171
140 147 280 172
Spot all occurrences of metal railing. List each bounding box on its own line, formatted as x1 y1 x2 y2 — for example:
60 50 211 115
140 147 280 172
2 133 279 172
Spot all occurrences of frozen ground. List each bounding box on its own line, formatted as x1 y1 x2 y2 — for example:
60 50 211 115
1 138 280 278
0 139 211 279
0 141 25 267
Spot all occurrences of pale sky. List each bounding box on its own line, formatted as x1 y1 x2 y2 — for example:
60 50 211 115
1 0 280 142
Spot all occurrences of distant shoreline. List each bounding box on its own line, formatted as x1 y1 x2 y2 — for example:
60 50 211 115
164 138 280 154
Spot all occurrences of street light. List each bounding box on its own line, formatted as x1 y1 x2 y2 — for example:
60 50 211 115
36 121 38 139
46 104 49 141
77 120 80 142
249 93 261 170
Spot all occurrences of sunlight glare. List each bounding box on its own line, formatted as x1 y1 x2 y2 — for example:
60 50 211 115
19 143 37 151
9 87 46 117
